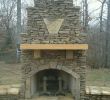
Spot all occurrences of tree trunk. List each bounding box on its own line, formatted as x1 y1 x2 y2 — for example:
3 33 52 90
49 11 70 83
17 0 21 45
105 0 110 68
100 0 106 33
85 0 88 32
82 0 89 33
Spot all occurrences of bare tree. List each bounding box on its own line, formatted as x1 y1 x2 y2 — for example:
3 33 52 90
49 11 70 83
17 0 21 45
82 0 89 32
105 0 110 68
0 0 17 49
98 0 106 32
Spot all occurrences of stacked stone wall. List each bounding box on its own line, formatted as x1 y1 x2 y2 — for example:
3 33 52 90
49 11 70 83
20 0 87 100
0 94 19 100
0 85 20 100
86 95 110 100
21 5 86 44
20 50 86 100
34 0 73 9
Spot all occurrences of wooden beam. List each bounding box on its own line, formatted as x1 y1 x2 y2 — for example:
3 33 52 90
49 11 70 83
20 44 88 50
34 50 41 58
66 50 73 59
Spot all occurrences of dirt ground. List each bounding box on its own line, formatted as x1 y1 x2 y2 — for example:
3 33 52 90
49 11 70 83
0 62 21 85
0 61 110 87
86 68 110 87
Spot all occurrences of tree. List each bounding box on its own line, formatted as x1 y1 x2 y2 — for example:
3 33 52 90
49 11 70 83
82 0 89 32
17 0 21 45
0 0 17 49
98 0 106 32
105 0 110 68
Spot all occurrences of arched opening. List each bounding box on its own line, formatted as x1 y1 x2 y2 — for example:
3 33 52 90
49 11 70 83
30 69 80 99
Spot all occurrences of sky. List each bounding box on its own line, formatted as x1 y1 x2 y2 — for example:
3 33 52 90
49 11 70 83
22 0 107 26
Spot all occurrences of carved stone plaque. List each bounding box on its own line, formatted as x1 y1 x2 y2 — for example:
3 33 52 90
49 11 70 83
44 18 64 34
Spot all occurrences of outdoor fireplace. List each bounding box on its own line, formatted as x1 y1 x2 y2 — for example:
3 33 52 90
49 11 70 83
20 0 88 100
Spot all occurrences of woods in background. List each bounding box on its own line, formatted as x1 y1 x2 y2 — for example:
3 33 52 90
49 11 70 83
81 0 110 68
0 0 110 68
0 0 17 50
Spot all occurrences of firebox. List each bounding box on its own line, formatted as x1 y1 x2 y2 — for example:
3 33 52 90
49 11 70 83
31 69 78 96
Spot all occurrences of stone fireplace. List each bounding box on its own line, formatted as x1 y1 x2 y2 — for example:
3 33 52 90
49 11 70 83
20 0 88 100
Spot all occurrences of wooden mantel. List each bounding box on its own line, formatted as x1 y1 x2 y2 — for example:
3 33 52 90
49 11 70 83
20 44 88 50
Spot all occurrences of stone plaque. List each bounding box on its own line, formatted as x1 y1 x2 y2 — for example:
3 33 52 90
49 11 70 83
44 18 64 34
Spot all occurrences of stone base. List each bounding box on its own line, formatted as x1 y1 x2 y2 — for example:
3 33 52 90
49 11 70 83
20 96 73 100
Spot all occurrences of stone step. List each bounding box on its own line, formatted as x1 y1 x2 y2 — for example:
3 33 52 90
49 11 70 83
32 97 58 100
29 96 73 100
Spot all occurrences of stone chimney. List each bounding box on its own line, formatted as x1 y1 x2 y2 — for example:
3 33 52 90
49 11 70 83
20 0 88 100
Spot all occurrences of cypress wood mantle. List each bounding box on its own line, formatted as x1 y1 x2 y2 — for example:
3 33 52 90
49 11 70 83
20 44 88 50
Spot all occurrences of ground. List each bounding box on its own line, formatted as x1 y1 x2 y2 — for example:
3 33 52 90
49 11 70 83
0 62 21 85
0 61 110 87
86 68 110 87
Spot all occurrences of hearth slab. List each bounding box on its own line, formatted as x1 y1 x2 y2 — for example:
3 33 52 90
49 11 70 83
30 96 73 100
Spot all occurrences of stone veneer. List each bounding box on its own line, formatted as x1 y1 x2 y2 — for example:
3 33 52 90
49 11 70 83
21 0 86 44
20 0 87 100
20 50 87 100
86 95 110 100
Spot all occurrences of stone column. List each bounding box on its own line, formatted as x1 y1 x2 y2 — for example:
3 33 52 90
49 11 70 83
58 77 62 92
25 77 31 99
43 77 47 92
75 78 80 100
20 51 33 99
77 50 87 100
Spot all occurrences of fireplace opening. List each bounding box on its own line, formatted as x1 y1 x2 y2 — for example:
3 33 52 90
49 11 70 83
31 69 79 97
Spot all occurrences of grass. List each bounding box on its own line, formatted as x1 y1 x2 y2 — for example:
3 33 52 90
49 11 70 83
86 68 110 87
0 61 110 87
0 62 21 85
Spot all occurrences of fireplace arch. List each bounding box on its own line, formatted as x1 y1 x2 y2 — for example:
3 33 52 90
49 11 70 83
24 65 80 100
24 60 80 79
